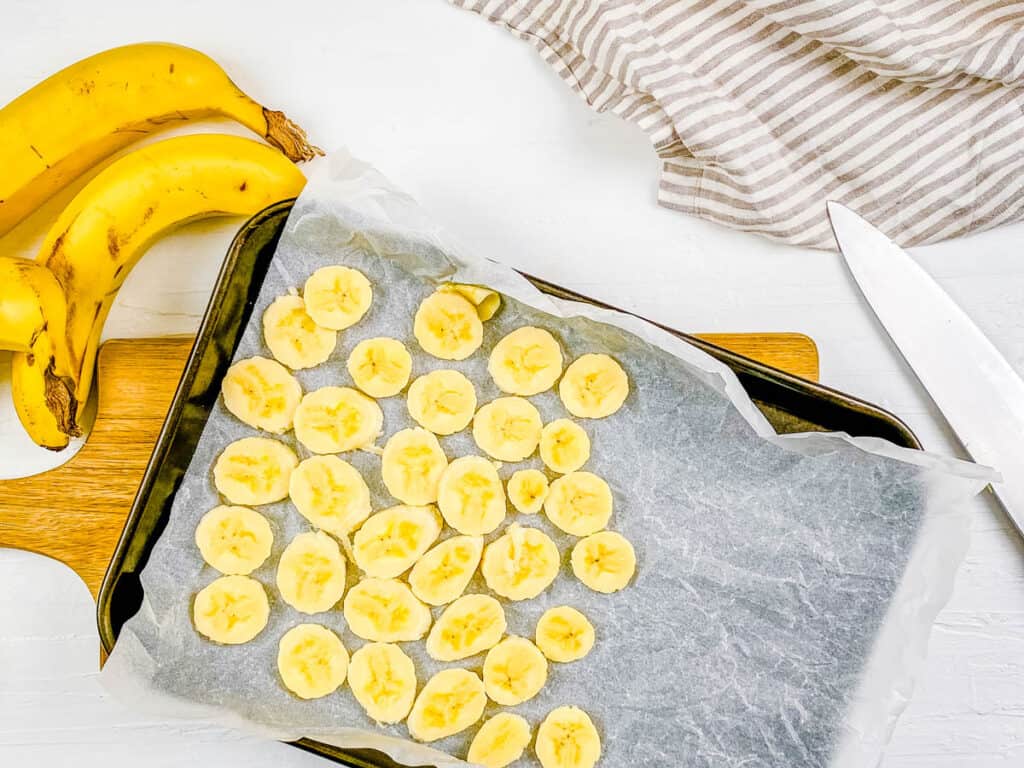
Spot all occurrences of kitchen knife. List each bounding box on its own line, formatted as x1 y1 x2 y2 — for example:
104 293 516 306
827 201 1023 537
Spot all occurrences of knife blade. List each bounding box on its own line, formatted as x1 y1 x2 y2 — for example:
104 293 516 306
827 201 1023 537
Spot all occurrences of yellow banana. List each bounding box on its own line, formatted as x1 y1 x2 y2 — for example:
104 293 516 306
0 42 319 235
0 258 67 354
9 133 307 449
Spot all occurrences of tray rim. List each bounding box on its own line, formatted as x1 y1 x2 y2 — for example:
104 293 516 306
96 198 921 766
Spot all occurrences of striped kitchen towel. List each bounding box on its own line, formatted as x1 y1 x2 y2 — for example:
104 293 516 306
451 0 1024 249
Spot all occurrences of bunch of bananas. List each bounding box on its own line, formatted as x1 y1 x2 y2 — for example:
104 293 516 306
0 43 321 450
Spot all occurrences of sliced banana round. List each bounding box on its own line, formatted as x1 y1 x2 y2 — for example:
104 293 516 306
425 594 506 661
194 505 273 575
571 531 636 594
381 427 448 505
481 524 560 601
289 455 372 536
302 265 373 331
221 356 302 433
263 294 337 370
352 505 442 578
409 535 484 606
535 706 602 768
507 469 549 514
559 353 629 419
539 419 591 474
343 578 432 643
437 456 507 536
193 575 269 645
439 283 501 321
413 291 483 360
468 713 532 768
544 471 613 536
347 337 412 398
276 531 347 614
348 642 418 724
483 636 549 706
277 623 349 700
293 386 383 454
406 369 477 435
213 437 298 506
535 606 595 663
472 397 543 462
407 668 487 742
488 326 563 396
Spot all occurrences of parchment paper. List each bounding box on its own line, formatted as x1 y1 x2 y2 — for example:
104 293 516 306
102 152 994 768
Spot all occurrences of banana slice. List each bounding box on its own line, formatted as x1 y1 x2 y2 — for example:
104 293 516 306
347 337 412 398
406 369 477 435
293 386 383 454
263 294 337 370
535 606 595 663
381 427 448 505
409 535 484 606
472 397 543 462
343 578 432 642
407 668 487 742
559 353 629 419
425 594 506 661
213 436 298 506
535 706 602 768
194 505 274 575
193 575 269 645
571 531 636 594
539 419 591 474
221 356 302 433
348 642 418 724
352 505 443 578
439 283 501 321
276 531 348 614
437 456 507 536
467 713 532 768
289 455 372 536
544 472 613 536
277 623 349 700
481 524 560 601
488 326 563 396
483 636 549 706
413 291 483 360
303 265 373 330
507 469 549 514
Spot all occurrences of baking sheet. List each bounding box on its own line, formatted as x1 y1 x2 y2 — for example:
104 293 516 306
103 152 994 768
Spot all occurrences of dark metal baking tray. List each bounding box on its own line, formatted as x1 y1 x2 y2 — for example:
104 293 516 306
96 199 920 767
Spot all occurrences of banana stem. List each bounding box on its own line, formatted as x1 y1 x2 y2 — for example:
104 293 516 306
262 108 323 163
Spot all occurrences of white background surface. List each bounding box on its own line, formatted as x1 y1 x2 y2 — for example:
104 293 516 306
1 1 1023 766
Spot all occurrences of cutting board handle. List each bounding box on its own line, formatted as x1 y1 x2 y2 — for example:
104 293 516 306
0 339 195 597
0 334 817 599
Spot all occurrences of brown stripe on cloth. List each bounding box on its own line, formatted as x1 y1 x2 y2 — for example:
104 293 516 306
451 0 1024 249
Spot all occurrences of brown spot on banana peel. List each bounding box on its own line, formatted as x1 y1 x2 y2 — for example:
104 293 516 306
145 112 191 127
27 322 47 349
46 226 77 287
262 108 323 162
105 206 155 262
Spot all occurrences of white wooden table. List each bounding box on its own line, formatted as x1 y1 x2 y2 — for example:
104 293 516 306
2 1 1023 766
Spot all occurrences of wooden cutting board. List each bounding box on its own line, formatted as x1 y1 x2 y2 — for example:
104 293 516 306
0 334 817 600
